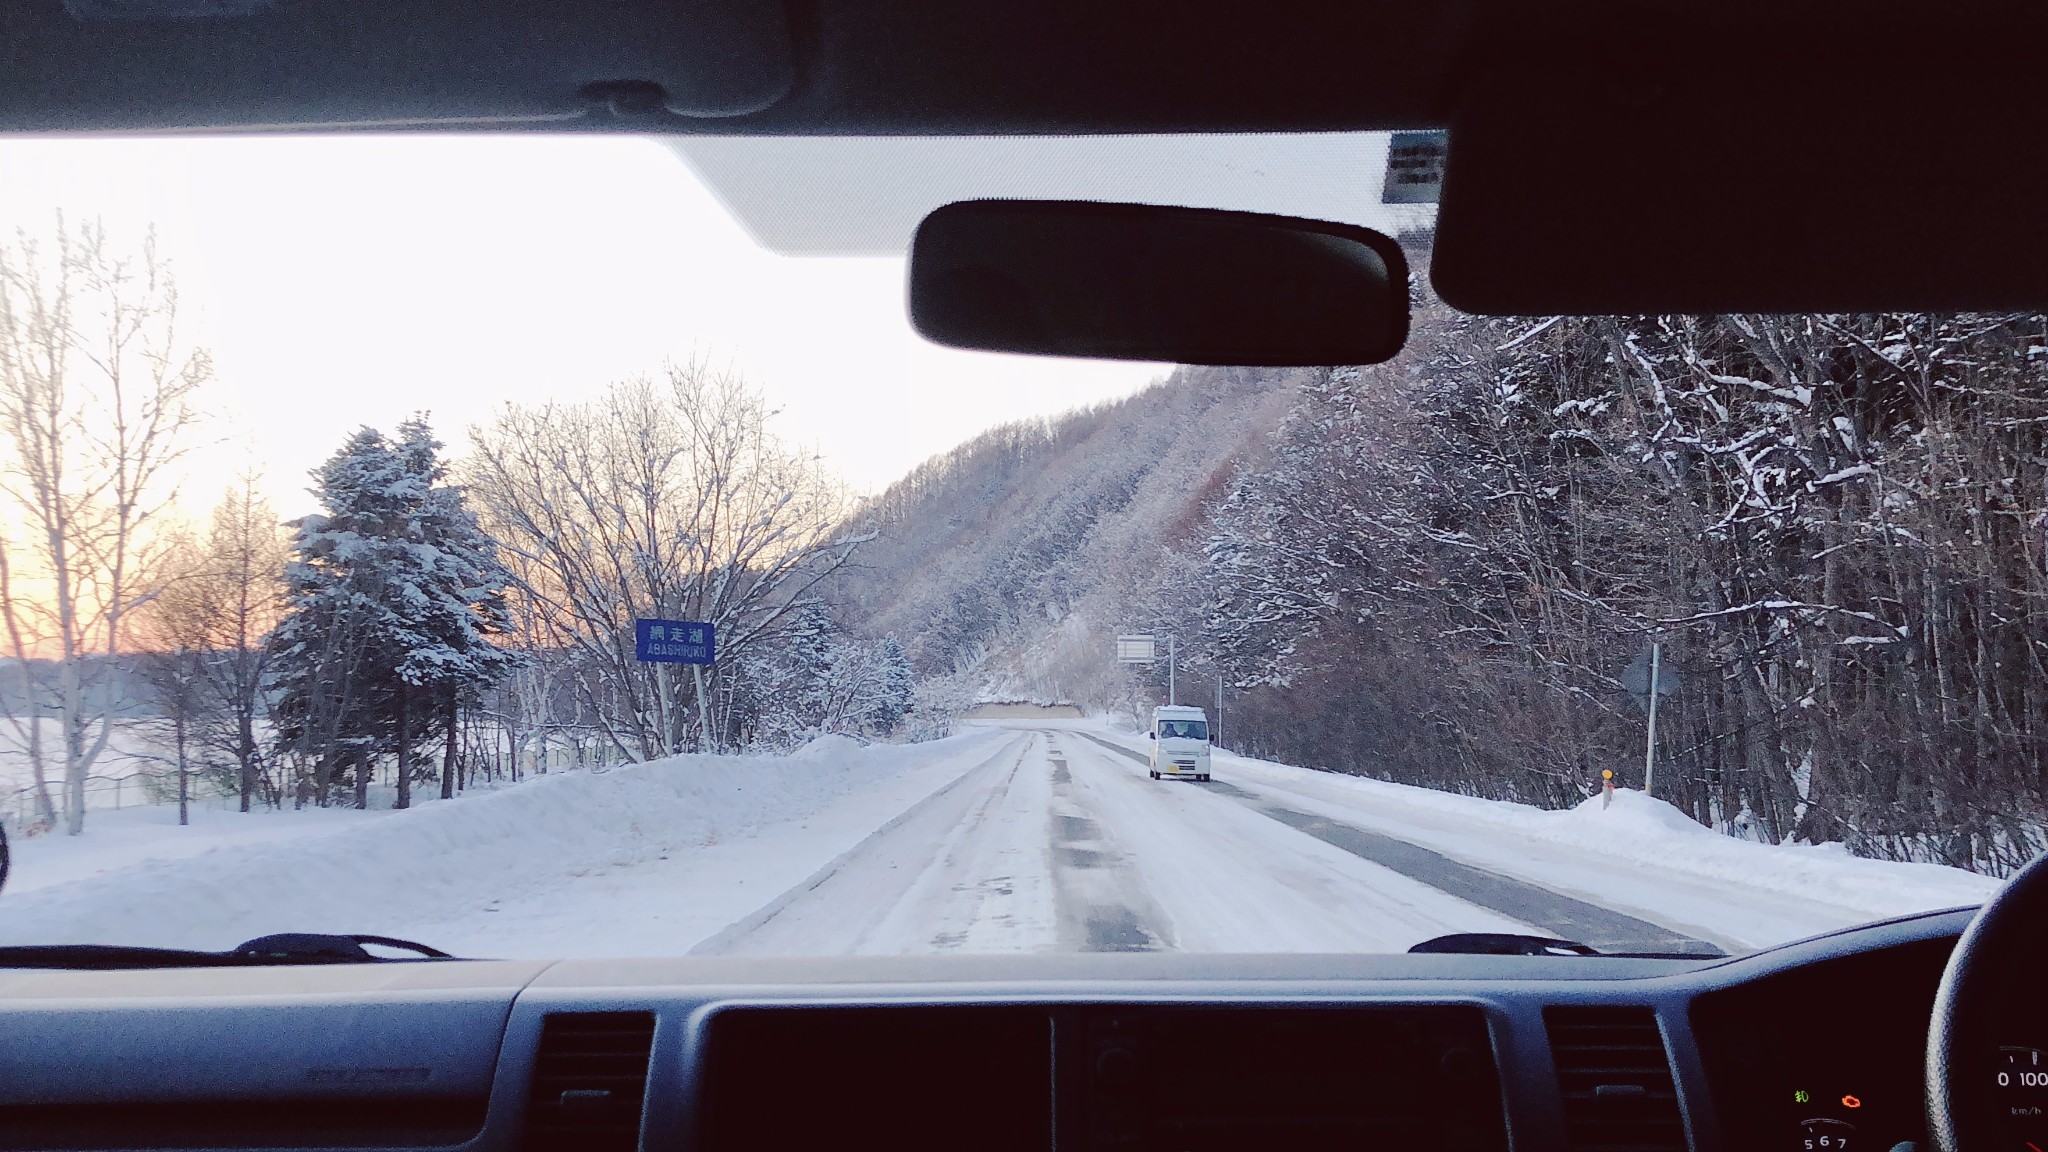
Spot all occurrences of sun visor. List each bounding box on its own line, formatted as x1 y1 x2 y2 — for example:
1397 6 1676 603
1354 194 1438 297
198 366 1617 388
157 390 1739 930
1433 2 2048 314
0 0 791 130
666 133 1435 256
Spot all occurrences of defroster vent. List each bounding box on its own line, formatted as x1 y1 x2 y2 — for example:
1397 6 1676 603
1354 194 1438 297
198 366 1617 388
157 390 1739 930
1545 1006 1686 1152
522 1011 656 1152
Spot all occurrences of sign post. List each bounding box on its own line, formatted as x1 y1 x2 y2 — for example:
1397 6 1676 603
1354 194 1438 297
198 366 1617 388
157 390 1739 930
635 619 716 753
654 663 673 750
1643 643 1662 799
691 664 712 753
1114 633 1177 705
1621 641 1680 799
1167 634 1176 705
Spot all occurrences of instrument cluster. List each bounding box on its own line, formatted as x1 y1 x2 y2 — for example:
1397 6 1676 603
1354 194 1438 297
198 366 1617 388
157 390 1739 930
1691 937 1957 1152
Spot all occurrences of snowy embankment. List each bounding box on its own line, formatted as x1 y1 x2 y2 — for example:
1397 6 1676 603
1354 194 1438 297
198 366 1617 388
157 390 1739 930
0 728 1018 957
1062 719 2002 951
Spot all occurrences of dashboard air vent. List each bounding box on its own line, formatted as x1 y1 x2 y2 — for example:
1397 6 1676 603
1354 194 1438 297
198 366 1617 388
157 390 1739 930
1545 1006 1686 1152
522 1011 656 1152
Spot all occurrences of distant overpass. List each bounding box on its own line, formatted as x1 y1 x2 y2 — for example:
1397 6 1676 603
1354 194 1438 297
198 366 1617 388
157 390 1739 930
960 702 1084 720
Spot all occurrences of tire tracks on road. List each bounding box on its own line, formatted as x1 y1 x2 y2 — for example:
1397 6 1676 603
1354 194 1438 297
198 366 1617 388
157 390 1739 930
1070 729 1717 955
1042 732 1172 953
690 733 1035 955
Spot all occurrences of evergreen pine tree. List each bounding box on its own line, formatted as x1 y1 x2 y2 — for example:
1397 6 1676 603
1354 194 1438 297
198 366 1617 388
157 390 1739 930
390 418 520 802
869 636 915 734
272 420 519 809
272 428 409 808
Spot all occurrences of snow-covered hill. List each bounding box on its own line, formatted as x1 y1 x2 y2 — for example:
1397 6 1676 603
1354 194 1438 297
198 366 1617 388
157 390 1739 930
831 364 1303 706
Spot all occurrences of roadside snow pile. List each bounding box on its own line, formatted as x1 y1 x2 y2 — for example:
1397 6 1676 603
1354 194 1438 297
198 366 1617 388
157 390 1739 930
1208 748 2002 935
787 733 870 761
0 728 1012 953
1535 788 2000 919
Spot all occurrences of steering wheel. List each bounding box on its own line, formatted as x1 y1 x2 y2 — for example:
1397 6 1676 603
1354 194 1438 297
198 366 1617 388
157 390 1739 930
1927 849 2048 1152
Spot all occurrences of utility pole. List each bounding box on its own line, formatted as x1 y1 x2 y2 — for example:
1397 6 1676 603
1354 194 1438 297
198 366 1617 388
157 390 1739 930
1642 641 1661 799
1216 670 1224 747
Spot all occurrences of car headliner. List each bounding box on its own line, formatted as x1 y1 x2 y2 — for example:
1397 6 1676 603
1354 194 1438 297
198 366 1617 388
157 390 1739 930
4 0 2044 314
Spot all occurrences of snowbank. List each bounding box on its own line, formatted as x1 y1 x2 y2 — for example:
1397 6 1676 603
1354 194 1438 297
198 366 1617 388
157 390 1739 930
1243 765 1998 921
1504 788 1998 921
787 733 870 761
0 729 1014 954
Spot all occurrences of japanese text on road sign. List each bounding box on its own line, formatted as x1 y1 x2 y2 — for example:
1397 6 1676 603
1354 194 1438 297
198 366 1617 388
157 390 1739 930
635 618 715 664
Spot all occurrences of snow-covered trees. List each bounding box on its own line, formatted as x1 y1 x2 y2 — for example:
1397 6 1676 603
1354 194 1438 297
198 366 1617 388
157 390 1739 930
1185 301 2048 873
271 419 517 808
261 366 913 795
838 274 2046 873
0 218 207 834
387 419 522 804
468 361 861 759
727 612 916 748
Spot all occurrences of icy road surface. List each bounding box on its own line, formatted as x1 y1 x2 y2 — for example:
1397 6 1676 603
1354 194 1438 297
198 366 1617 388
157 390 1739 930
699 728 1533 955
0 721 2001 957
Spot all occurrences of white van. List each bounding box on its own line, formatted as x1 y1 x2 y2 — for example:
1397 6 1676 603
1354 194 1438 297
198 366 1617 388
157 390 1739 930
1148 705 1213 781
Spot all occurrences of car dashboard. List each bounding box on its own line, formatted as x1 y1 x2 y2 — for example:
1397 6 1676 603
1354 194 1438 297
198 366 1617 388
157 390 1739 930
0 908 1978 1152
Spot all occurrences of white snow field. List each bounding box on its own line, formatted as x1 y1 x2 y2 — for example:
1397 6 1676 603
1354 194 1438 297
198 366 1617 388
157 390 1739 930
0 719 2004 958
0 729 1025 956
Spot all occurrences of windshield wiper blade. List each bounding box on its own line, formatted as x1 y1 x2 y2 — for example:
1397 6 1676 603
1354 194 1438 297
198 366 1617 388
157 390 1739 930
236 933 454 962
1409 932 1725 960
1411 932 1603 956
0 933 456 970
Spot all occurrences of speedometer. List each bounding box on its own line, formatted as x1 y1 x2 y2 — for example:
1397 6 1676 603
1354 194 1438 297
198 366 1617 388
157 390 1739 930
1995 1047 2048 1152
2001 1048 2048 1093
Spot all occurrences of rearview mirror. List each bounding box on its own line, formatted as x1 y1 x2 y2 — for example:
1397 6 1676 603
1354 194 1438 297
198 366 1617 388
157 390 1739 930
908 200 1410 366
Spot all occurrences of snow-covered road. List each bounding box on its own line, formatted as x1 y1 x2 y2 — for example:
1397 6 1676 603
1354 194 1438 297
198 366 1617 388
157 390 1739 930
1035 720 1999 953
707 717 1997 957
705 728 1548 955
0 719 2000 958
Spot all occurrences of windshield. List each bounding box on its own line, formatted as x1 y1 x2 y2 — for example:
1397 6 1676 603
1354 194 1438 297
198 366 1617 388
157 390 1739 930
0 133 2023 962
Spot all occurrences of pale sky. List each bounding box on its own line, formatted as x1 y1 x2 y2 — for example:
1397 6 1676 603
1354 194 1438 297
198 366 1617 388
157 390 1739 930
0 135 1166 519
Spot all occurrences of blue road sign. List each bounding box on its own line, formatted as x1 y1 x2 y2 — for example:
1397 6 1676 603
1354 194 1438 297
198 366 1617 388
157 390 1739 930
635 619 715 664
